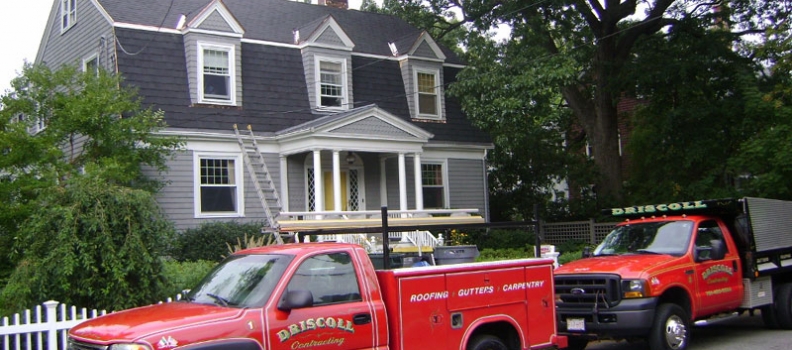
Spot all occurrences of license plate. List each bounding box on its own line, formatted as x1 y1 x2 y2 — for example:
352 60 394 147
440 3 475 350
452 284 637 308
567 318 585 331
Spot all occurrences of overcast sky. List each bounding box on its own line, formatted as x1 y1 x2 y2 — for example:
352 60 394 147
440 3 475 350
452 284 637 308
0 0 368 95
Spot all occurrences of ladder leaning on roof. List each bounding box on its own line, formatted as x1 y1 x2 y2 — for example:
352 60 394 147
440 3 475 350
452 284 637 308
233 124 284 244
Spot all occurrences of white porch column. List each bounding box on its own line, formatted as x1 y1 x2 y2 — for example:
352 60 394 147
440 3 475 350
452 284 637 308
413 153 423 211
379 157 387 207
332 150 342 212
280 155 289 211
398 152 407 213
313 150 324 213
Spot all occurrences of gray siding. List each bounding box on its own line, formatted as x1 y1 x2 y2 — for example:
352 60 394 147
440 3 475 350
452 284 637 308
361 152 381 210
39 0 114 72
183 32 243 105
287 154 308 211
198 10 234 32
448 158 486 215
301 47 353 111
145 149 282 231
384 156 417 210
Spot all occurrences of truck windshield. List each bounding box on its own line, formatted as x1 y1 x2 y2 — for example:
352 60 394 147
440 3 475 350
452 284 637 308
186 254 293 308
593 221 693 257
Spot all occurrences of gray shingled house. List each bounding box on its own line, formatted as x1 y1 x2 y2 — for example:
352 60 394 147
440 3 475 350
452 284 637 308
35 0 493 231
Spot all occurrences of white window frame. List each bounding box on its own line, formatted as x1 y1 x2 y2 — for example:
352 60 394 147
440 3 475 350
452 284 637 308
82 53 99 76
314 56 348 110
421 160 449 209
414 68 442 119
197 42 236 105
193 152 245 218
60 0 76 33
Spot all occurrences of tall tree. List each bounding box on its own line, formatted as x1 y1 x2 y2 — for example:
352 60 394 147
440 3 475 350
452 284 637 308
0 64 182 307
388 0 784 203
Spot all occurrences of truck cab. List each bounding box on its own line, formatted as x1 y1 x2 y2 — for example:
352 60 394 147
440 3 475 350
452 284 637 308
555 198 792 350
68 242 564 350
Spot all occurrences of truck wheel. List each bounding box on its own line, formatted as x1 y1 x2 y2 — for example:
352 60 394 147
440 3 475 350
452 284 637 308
467 335 507 350
776 283 792 329
565 337 589 350
761 304 779 329
648 303 689 350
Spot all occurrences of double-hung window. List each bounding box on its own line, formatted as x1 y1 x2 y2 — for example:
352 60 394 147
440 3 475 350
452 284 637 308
199 43 235 104
195 154 243 216
61 0 76 32
416 70 440 118
421 163 446 209
316 58 346 109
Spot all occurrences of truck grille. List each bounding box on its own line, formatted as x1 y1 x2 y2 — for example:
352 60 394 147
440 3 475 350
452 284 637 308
68 339 108 350
555 274 621 308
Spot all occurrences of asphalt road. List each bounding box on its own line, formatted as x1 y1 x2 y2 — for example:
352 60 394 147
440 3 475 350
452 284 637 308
584 312 792 350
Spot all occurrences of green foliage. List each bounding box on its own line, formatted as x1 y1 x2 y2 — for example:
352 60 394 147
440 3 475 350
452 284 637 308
558 250 585 265
463 229 536 251
0 176 176 315
0 64 182 274
476 248 534 262
161 259 216 297
556 239 589 255
170 221 271 262
225 232 277 257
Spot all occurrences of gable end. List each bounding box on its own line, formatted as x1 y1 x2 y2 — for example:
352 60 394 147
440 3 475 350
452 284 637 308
329 116 415 139
197 10 235 33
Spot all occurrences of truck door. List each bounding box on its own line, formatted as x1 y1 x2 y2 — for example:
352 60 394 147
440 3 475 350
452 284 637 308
693 220 743 316
268 251 376 349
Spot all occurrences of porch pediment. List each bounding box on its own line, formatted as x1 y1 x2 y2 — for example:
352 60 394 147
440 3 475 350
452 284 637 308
276 105 433 154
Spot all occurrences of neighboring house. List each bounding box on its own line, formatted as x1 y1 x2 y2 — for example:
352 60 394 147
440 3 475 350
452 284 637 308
34 0 493 231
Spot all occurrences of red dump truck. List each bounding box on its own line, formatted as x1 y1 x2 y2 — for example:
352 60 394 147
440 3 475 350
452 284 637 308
555 197 792 350
68 242 566 350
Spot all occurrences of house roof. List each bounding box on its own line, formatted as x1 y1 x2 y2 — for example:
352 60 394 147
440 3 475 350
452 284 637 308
97 0 463 64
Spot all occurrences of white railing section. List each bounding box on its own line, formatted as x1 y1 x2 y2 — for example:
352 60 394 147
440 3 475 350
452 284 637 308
1 295 183 350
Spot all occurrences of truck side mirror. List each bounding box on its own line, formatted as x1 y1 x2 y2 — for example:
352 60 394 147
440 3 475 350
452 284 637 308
709 240 726 260
695 240 726 262
277 290 313 311
581 246 592 259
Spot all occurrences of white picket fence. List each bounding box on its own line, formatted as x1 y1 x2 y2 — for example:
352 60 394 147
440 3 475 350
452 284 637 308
0 296 181 350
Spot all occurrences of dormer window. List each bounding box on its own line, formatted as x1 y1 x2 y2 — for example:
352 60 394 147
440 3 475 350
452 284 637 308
61 0 76 32
416 70 440 118
315 57 348 109
198 43 236 105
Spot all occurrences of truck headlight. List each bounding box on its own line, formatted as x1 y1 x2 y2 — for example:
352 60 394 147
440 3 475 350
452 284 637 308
108 344 152 350
622 279 647 298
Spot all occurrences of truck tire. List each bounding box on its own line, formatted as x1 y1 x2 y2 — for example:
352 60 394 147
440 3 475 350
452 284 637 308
776 283 792 329
467 335 507 350
565 337 589 350
648 303 689 350
761 304 779 329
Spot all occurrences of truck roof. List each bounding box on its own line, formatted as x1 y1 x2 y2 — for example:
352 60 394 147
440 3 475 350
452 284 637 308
233 242 362 256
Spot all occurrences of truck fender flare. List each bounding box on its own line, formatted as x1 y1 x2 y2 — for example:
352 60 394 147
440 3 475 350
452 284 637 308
176 338 263 350
655 283 694 317
458 314 524 350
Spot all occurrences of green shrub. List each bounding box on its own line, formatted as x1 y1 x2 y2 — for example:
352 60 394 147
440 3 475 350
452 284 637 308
161 259 216 297
558 250 586 265
556 239 590 254
476 247 535 262
170 221 270 262
464 228 536 250
0 177 175 315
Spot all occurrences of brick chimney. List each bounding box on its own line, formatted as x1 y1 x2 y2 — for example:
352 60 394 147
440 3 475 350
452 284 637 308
318 0 348 9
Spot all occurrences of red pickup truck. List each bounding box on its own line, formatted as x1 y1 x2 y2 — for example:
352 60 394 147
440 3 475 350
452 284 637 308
554 197 792 350
68 242 566 350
